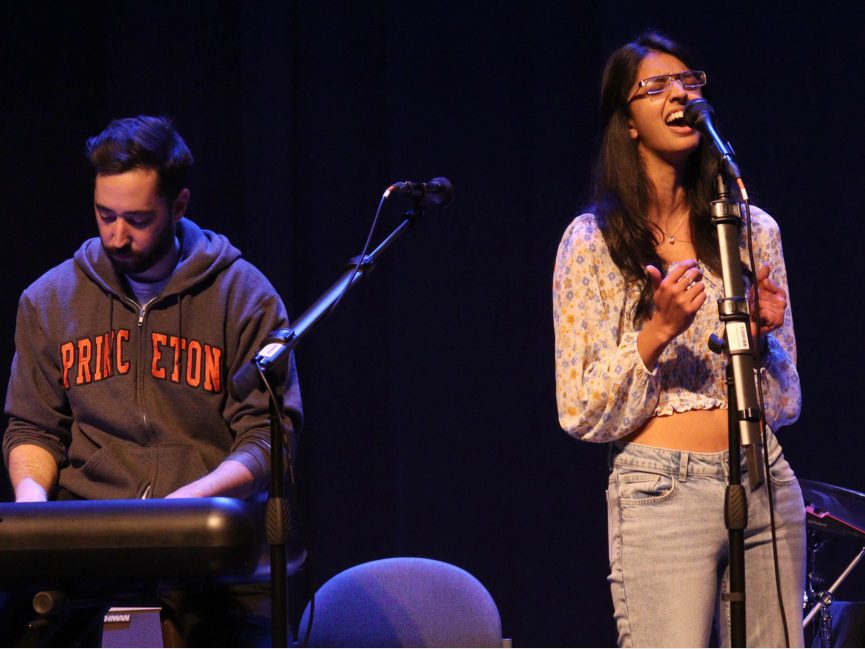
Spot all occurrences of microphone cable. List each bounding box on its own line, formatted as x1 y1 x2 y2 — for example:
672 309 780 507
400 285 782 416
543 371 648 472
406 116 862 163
294 182 410 647
694 97 793 644
227 191 389 645
322 191 389 322
300 177 451 333
739 185 791 648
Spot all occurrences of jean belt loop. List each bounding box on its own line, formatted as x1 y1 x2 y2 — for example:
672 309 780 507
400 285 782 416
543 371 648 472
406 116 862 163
678 451 690 482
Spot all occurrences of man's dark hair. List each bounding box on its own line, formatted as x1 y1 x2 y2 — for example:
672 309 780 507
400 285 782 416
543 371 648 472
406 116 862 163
85 115 194 201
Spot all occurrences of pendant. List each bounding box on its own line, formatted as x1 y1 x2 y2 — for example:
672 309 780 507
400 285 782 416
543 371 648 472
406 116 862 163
668 235 675 244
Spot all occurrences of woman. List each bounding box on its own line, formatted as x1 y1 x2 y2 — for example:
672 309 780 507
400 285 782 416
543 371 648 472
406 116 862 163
553 32 805 647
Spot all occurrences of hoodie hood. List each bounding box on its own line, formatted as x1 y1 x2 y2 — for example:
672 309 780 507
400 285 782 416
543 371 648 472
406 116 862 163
72 218 242 300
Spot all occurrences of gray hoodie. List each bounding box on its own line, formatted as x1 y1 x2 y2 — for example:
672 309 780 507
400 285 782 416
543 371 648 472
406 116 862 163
3 218 302 499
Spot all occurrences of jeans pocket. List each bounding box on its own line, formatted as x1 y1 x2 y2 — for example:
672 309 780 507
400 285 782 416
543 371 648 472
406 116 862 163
768 453 798 487
617 470 677 505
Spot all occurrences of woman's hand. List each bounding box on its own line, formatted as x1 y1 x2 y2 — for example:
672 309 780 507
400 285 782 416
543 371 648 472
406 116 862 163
749 262 786 338
637 259 707 367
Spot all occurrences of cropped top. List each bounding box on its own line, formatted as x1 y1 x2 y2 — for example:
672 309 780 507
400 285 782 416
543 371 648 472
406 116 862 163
552 206 801 443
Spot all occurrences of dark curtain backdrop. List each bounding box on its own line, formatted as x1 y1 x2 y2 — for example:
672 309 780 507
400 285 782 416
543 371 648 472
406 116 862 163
2 1 863 645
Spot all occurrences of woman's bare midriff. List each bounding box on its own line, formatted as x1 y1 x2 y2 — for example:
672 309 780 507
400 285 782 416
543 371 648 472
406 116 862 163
623 408 729 452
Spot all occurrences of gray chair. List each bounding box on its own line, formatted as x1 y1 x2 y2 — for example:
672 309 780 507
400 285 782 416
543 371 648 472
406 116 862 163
297 557 503 647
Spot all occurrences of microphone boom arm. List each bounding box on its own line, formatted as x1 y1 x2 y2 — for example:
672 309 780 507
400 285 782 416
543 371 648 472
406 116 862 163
229 202 425 402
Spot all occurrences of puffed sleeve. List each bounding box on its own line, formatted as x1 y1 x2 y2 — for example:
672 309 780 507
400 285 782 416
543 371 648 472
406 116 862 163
553 215 661 442
746 207 801 430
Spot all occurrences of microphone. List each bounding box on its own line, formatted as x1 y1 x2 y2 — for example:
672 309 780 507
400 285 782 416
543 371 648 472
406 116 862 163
683 99 742 180
385 177 454 207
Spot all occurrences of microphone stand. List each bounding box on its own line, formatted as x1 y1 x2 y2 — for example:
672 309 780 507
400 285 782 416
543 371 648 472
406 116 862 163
709 173 766 647
232 197 428 647
267 379 291 649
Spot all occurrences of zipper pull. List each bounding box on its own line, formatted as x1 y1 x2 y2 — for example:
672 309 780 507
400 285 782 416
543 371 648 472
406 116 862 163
135 297 157 327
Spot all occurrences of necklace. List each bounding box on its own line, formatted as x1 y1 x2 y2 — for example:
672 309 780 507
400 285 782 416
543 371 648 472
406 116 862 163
657 212 689 245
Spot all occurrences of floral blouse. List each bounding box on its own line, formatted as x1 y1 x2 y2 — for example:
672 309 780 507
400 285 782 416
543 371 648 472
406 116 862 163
552 206 801 443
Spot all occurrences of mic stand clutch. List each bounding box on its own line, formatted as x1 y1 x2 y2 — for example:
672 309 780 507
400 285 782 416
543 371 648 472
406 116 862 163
708 173 767 646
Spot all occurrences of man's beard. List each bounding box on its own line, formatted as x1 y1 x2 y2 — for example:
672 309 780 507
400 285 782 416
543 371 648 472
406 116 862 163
104 220 176 276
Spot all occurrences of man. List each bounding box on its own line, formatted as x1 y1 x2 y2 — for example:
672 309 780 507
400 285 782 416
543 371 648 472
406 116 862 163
2 115 302 644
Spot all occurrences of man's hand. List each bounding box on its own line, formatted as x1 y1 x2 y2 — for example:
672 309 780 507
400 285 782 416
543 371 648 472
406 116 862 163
164 459 257 499
8 444 58 502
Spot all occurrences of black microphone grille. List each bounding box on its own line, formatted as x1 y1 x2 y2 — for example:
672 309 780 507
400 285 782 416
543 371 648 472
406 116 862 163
683 98 714 128
429 176 455 207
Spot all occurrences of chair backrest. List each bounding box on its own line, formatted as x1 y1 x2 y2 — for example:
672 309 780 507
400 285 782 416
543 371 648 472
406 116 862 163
298 557 502 647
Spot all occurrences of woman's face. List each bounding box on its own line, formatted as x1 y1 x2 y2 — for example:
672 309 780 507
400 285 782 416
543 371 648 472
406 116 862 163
626 51 704 170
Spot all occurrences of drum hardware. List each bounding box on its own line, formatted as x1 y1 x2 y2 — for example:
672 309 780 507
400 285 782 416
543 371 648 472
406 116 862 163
801 479 865 647
803 526 865 646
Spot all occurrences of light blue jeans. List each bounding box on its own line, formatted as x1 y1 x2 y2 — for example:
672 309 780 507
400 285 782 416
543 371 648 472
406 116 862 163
607 431 806 647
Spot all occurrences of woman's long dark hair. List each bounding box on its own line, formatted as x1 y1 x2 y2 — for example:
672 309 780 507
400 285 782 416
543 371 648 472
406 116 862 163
589 31 722 325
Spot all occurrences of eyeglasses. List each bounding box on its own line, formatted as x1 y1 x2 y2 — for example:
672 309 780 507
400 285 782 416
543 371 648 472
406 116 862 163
628 70 707 101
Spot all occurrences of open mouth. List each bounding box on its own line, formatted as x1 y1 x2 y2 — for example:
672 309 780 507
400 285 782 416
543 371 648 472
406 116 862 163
665 110 687 127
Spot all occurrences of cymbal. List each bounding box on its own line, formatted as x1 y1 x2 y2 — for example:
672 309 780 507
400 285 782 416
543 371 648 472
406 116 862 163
801 479 865 540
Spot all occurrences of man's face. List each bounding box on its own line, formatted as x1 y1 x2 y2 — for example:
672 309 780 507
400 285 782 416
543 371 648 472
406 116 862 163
94 168 187 275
